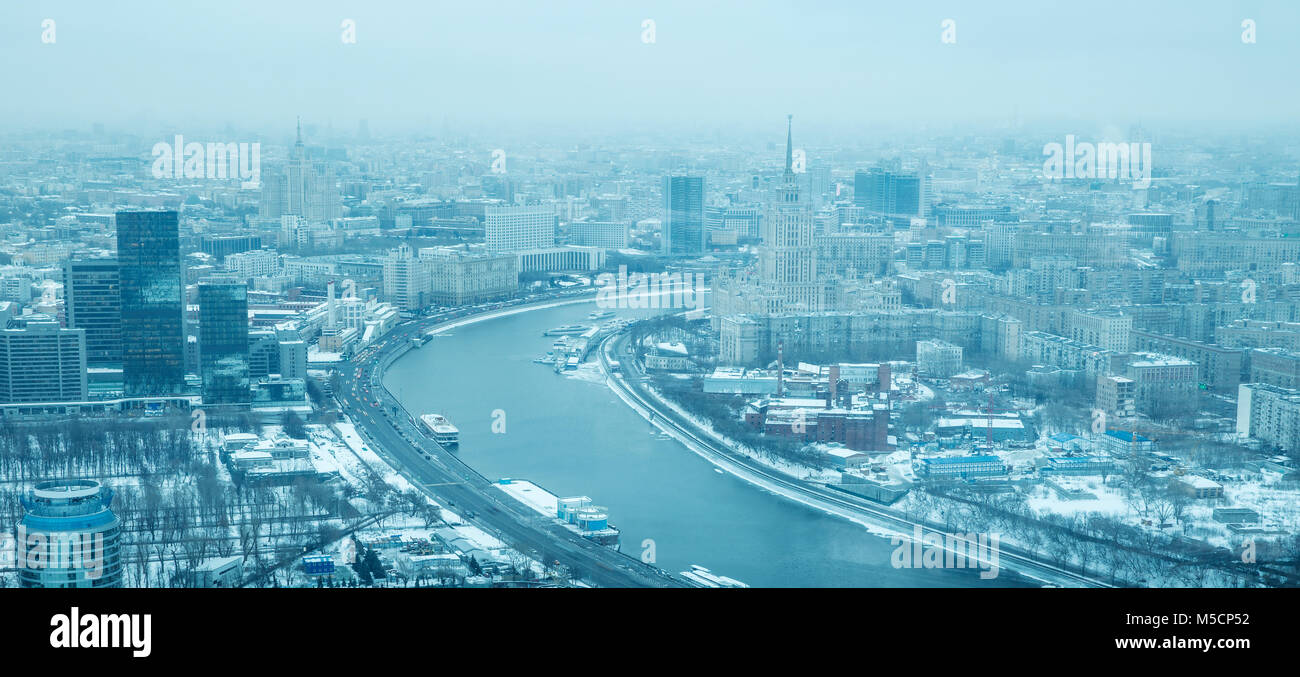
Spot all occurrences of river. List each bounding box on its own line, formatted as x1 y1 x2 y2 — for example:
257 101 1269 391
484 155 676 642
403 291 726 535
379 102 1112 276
385 300 1031 587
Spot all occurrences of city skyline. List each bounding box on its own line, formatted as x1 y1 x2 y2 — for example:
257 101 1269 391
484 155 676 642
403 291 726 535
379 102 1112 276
0 5 1297 660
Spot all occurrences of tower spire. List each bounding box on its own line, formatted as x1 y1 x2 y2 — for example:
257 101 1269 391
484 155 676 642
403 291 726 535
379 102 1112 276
785 114 793 173
296 116 302 145
781 115 799 204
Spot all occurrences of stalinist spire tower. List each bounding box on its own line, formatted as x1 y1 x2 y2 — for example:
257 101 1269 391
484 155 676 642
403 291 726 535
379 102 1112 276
781 114 800 204
292 116 305 162
259 117 343 221
758 115 822 312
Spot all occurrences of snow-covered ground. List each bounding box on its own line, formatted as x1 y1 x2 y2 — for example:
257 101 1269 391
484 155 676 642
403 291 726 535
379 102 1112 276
563 361 607 386
646 387 841 482
495 479 558 518
330 420 422 495
320 419 540 576
1025 478 1129 517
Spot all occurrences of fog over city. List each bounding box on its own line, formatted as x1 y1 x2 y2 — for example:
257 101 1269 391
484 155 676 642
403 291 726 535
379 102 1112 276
1 3 1298 660
5 0 1300 137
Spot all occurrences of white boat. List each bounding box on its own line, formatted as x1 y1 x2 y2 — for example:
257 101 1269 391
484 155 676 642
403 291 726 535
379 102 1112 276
418 414 460 448
544 324 589 336
587 310 615 320
680 565 748 589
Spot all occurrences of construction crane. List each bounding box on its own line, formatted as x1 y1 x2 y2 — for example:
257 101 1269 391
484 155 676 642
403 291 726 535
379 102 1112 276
980 380 1015 450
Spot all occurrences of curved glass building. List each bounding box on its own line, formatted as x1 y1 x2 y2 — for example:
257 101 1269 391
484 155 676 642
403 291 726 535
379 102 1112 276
17 480 123 588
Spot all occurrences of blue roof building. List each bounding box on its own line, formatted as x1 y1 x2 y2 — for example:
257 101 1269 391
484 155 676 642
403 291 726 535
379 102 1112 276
915 455 1008 479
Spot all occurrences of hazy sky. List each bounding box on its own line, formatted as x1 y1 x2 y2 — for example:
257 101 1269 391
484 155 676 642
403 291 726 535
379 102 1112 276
4 1 1299 137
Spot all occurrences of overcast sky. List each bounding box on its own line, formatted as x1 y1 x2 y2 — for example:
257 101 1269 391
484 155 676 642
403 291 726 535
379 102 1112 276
3 1 1299 139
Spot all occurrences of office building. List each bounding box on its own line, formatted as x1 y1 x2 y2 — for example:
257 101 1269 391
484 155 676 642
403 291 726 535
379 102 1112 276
248 330 279 380
61 257 122 368
198 279 251 405
568 220 629 249
485 205 556 253
662 175 706 256
854 167 928 217
516 246 605 274
1249 348 1300 390
1124 353 1198 414
917 339 963 378
421 248 518 306
117 210 186 396
383 245 430 311
224 249 280 280
200 234 263 258
1096 375 1136 419
1070 309 1132 353
816 233 894 278
0 317 87 403
1133 330 1243 393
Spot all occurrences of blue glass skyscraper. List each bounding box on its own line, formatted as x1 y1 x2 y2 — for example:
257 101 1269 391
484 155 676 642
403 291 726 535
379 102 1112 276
662 175 706 256
116 210 186 396
198 278 251 405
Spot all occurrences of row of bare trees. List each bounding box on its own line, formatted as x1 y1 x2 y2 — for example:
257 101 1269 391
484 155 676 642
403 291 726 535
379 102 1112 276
0 416 372 588
911 482 1300 587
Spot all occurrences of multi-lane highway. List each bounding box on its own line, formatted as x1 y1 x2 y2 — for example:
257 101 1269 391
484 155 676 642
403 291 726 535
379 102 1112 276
332 296 683 588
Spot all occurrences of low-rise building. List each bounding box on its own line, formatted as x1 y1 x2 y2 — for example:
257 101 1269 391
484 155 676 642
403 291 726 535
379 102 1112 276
1170 475 1224 499
1041 456 1117 476
916 339 963 378
645 341 692 372
915 455 1008 479
1097 429 1156 457
189 556 244 588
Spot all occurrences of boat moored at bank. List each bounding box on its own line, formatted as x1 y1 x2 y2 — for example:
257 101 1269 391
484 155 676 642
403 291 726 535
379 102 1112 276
680 565 749 588
419 413 460 448
544 324 589 336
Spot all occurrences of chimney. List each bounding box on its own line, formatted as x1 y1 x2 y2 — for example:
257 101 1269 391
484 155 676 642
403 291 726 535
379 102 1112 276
878 363 891 393
776 340 784 398
327 280 337 329
828 364 839 409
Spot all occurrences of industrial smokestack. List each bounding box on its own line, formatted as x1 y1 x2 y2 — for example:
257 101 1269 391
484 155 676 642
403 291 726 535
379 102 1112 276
777 340 784 398
327 280 337 329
